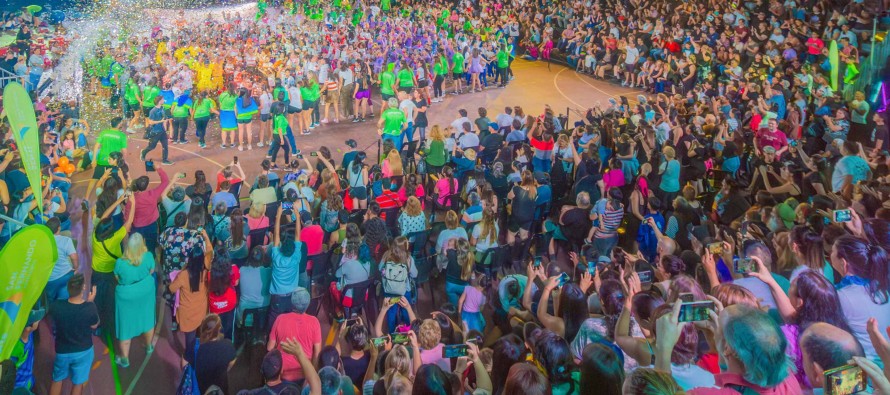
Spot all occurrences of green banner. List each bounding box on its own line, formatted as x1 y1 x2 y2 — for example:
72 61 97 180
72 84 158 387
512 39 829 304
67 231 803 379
3 82 43 218
0 225 56 359
829 40 839 91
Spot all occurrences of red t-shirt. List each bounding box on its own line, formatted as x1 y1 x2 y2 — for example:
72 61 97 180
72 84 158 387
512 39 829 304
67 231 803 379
530 136 555 152
269 313 322 381
756 128 789 152
208 265 240 314
300 224 324 257
216 172 243 192
376 191 402 212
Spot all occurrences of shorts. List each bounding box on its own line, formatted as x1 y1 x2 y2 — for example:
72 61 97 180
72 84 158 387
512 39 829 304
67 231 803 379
288 105 302 114
417 80 429 88
398 85 414 93
355 90 371 100
142 107 153 118
508 216 533 233
452 71 465 79
381 93 394 102
261 113 271 122
125 102 138 118
624 63 636 73
325 89 339 103
302 100 317 111
350 186 368 200
53 347 94 385
237 118 253 124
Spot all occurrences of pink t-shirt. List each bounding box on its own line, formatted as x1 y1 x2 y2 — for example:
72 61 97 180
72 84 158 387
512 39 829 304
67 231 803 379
300 224 324 257
269 313 322 382
461 285 486 313
397 184 425 208
420 343 450 372
435 178 459 206
603 168 626 190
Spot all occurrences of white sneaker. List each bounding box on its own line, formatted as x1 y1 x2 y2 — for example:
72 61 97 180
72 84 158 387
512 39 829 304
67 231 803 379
321 118 329 124
257 141 265 148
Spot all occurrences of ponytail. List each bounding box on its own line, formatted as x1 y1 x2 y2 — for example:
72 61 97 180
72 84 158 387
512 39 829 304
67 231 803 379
835 235 890 304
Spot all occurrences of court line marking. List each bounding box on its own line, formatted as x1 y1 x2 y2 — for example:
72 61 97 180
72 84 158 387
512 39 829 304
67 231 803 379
552 67 587 109
130 137 226 168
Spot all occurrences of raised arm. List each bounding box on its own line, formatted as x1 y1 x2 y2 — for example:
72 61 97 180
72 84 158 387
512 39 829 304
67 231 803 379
281 340 321 395
123 194 136 232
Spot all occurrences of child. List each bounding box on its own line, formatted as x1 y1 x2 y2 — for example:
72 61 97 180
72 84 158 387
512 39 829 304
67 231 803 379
458 274 488 333
11 310 45 392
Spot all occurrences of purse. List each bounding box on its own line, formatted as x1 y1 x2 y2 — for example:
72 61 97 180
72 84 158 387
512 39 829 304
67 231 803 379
176 340 200 395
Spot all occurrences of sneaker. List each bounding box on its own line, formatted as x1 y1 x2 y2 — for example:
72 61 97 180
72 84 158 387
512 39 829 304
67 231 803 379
352 118 360 123
180 139 189 144
265 154 273 159
247 144 253 150
221 144 227 149
146 344 154 355
162 160 175 166
302 130 311 135
257 141 264 148
115 356 130 368
140 149 146 162
171 140 179 145
270 164 280 170
321 118 329 124
81 200 90 211
238 145 244 151
334 118 339 123
199 142 206 149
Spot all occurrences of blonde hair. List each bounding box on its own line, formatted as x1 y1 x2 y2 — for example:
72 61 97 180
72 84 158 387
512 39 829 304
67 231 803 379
429 125 445 141
444 210 459 230
388 150 403 176
405 196 423 217
662 146 676 159
774 231 795 274
418 319 442 349
477 207 497 245
384 345 413 389
249 201 266 218
711 283 762 310
124 233 148 265
456 238 475 281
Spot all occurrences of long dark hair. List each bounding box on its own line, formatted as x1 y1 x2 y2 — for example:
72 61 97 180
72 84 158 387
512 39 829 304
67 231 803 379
536 333 575 391
599 279 626 340
193 170 209 195
491 335 527 395
230 208 245 247
863 219 890 251
95 176 122 217
209 256 232 296
834 235 890 304
579 343 624 395
793 271 852 332
557 283 587 343
186 251 206 293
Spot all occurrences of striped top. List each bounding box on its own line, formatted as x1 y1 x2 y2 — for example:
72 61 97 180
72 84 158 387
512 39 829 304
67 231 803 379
595 204 624 239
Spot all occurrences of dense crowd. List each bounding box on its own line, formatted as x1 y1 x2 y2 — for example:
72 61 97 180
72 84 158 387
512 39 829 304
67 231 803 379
2 0 890 394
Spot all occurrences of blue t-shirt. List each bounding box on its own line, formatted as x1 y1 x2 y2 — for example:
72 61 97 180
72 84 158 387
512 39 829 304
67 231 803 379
831 155 870 192
211 191 238 208
269 243 307 295
149 107 166 134
659 159 681 193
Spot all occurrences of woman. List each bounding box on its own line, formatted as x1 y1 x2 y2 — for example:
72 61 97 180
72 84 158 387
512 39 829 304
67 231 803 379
333 223 371 308
93 192 136 336
468 48 488 92
424 126 448 176
398 196 427 237
170 91 193 145
301 72 321 132
168 229 213 348
623 368 685 395
653 255 686 297
757 162 802 200
579 343 624 395
830 235 890 361
184 313 236 394
471 207 499 271
534 333 580 395
417 319 450 370
246 201 270 248
434 166 459 211
507 170 538 243
787 225 833 282
354 65 373 122
113 233 156 368
218 84 239 148
383 149 404 180
445 238 475 306
587 188 624 257
208 255 239 340
238 246 271 328
436 210 469 254
412 89 429 142
234 87 259 151
379 238 417 332
538 278 589 343
130 169 175 253
398 174 425 209
347 151 369 210
192 91 218 149
226 210 250 265
657 146 680 204
186 170 212 204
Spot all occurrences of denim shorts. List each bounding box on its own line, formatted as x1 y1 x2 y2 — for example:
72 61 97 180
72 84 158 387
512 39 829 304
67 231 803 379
53 347 94 384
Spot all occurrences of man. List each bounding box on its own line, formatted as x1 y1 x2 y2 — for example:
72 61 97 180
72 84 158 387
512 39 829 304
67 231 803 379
451 109 471 132
496 106 514 132
238 350 300 394
732 241 790 310
378 98 407 151
377 63 397 113
267 287 322 384
398 91 417 145
337 63 355 120
49 274 99 395
451 49 466 94
799 323 865 394
457 122 480 152
496 43 510 87
869 112 888 154
622 40 640 87
141 96 174 165
45 217 78 301
848 91 871 146
11 310 44 392
659 304 802 394
754 118 788 157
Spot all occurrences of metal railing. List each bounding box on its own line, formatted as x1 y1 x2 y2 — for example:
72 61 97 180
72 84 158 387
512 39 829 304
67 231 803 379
0 66 31 91
841 21 890 101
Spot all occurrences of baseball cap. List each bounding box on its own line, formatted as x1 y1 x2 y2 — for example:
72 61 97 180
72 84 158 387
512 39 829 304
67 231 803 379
291 287 311 313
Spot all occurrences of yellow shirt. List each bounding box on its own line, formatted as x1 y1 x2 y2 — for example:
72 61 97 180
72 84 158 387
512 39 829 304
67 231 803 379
92 227 127 273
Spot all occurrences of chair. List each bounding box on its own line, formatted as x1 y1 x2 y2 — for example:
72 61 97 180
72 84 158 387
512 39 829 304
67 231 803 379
247 227 269 249
335 279 375 319
264 201 281 225
307 251 333 317
229 181 243 198
402 140 419 173
236 306 269 347
381 207 401 237
413 254 436 307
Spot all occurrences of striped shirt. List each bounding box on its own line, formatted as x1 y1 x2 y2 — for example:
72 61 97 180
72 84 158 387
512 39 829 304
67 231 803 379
595 204 624 238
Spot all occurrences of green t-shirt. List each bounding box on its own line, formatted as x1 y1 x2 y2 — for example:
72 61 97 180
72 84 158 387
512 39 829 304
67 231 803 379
433 58 446 76
300 83 321 102
193 98 216 119
452 52 465 73
142 86 160 108
397 68 415 87
96 129 128 166
379 71 395 95
124 80 140 104
497 50 509 68
273 114 289 135
381 108 406 135
273 86 289 103
172 100 192 118
219 92 237 111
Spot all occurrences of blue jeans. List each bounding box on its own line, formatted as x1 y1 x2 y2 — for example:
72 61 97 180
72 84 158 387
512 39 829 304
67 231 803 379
133 221 158 253
593 235 618 258
403 122 415 145
383 133 403 152
446 280 467 306
384 291 412 333
532 157 551 172
45 271 74 301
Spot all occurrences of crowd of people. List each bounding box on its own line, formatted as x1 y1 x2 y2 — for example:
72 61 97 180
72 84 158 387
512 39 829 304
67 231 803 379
3 0 890 394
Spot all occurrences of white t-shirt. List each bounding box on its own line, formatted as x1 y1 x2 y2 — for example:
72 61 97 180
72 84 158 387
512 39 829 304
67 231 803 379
625 47 640 64
399 99 417 122
51 234 76 281
260 92 273 114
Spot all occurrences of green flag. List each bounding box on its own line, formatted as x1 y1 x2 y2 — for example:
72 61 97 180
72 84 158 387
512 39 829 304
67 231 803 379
829 40 839 91
3 82 43 218
0 225 56 359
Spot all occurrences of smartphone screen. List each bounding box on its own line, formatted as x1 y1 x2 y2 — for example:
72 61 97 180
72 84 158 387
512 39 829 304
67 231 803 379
708 242 724 255
824 364 867 395
533 257 542 267
678 301 715 322
442 344 469 358
345 318 359 327
587 264 597 275
637 270 653 284
145 160 156 172
557 272 570 287
310 152 318 157
371 336 388 348
391 332 410 345
389 297 402 305
734 257 755 274
834 209 853 223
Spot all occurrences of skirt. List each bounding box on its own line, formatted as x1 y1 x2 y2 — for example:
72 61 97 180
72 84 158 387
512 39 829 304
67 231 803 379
220 110 237 131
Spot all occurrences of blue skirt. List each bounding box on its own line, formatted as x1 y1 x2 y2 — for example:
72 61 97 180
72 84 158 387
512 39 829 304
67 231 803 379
220 110 237 130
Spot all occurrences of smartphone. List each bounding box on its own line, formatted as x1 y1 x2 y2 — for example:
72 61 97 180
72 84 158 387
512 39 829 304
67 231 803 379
833 209 853 223
282 201 294 211
637 270 653 284
708 242 724 255
389 296 402 305
345 318 359 327
233 156 239 165
587 264 597 275
442 344 469 358
734 257 756 274
371 336 388 348
824 364 867 395
145 159 156 172
533 256 542 267
678 301 715 322
679 293 695 303
391 332 410 345
310 152 318 157
557 272 570 287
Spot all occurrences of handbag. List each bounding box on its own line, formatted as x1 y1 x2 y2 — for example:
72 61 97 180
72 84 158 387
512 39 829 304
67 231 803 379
176 340 200 395
417 157 428 175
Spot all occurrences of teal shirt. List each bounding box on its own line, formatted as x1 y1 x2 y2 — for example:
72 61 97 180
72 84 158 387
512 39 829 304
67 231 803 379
659 159 681 193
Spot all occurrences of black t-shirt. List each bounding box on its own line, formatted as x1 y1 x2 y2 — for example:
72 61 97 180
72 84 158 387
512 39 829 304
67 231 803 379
50 300 99 354
446 249 468 285
481 133 504 154
342 352 371 387
510 186 536 223
414 99 429 127
561 207 591 238
185 338 237 394
871 124 889 151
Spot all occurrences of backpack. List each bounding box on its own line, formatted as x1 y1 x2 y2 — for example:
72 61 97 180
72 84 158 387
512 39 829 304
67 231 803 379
382 261 410 296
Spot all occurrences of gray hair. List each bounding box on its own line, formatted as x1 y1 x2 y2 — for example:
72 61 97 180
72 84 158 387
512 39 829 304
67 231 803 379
387 97 399 108
576 191 591 208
